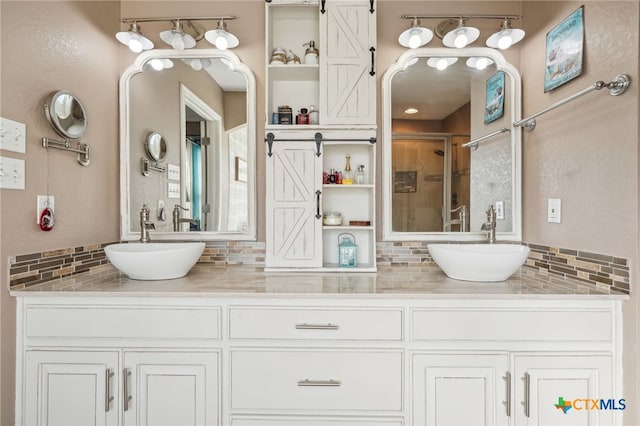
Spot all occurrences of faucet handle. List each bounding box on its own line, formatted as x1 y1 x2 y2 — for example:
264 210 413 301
173 204 189 212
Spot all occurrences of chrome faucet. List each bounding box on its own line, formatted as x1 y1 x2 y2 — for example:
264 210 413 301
173 204 199 231
481 205 497 243
139 204 155 243
444 205 468 232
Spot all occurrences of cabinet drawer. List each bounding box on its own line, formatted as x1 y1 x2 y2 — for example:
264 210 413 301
231 349 402 411
231 416 403 426
229 307 402 341
411 308 613 342
26 306 220 340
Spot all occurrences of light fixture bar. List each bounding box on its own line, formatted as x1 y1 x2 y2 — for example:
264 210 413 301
121 16 238 24
401 14 521 21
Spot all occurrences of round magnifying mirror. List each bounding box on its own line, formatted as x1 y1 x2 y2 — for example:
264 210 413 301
45 91 88 140
144 131 167 162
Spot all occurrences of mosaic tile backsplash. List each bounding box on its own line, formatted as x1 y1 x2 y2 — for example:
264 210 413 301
8 240 630 295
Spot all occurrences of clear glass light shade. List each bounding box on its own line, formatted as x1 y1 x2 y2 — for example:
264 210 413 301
404 107 419 114
398 20 433 49
160 23 196 50
466 57 494 70
442 26 480 48
116 24 154 53
486 27 525 49
427 57 458 70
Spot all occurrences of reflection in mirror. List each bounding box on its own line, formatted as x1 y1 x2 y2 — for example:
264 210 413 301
144 131 167 162
120 49 256 240
382 48 522 241
45 91 88 139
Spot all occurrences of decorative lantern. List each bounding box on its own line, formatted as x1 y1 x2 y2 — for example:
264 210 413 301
338 233 357 268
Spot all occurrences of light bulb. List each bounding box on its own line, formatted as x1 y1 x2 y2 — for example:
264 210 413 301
172 33 185 50
454 31 468 48
498 33 513 49
475 57 489 70
436 58 449 70
191 59 203 71
128 38 143 53
215 35 229 50
408 31 422 49
150 59 164 71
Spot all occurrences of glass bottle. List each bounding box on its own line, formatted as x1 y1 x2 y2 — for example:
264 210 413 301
342 154 353 184
308 105 319 125
355 164 365 184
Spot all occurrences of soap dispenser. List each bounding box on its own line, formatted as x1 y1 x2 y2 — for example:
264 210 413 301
303 41 319 65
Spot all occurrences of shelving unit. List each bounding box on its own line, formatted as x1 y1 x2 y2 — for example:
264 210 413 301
265 0 377 272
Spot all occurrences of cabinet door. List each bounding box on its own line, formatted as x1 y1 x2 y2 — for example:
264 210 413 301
266 140 323 267
320 0 376 125
23 350 118 426
123 351 219 426
514 355 614 426
412 353 510 426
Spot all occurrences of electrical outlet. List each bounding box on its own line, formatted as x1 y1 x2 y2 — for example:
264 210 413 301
37 195 55 224
495 201 504 220
548 198 561 223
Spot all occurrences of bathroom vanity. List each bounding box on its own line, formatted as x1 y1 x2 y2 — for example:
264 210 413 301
12 266 625 426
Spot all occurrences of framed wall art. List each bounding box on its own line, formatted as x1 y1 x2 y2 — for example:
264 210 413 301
484 71 505 124
544 6 584 92
394 171 417 193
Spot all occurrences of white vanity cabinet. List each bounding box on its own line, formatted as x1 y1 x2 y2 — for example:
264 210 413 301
14 294 624 426
265 129 376 270
16 299 222 426
24 350 119 425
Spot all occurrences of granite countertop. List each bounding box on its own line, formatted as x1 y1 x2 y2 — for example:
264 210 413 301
9 264 629 300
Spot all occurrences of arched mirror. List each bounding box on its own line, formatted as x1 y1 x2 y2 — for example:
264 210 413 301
382 47 522 241
120 49 256 240
45 90 88 139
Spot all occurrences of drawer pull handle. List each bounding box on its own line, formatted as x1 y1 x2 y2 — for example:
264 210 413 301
105 369 115 412
297 379 341 387
123 368 132 412
295 323 339 330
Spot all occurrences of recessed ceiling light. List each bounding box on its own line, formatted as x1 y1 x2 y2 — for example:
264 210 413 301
404 107 419 114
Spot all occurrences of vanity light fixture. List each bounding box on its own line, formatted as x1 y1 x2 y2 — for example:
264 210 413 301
398 18 433 49
117 16 239 52
160 20 196 50
440 18 480 48
466 57 494 70
182 58 213 71
486 18 525 49
204 19 240 50
116 22 154 53
399 15 523 50
427 57 458 71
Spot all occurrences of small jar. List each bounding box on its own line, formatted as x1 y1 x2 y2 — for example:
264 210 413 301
355 165 365 184
308 105 319 124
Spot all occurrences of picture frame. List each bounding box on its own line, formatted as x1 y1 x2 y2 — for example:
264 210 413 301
484 71 505 124
394 171 417 193
544 6 584 92
235 156 247 182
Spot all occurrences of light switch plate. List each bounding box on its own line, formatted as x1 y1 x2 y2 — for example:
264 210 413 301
168 164 180 181
495 201 504 220
0 117 26 153
0 156 25 189
168 182 180 199
548 198 561 223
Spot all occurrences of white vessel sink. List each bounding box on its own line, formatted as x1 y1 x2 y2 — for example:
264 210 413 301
427 243 530 282
105 242 205 280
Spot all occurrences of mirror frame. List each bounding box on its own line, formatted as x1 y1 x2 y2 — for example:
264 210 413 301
381 47 522 242
45 90 88 140
119 49 257 241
